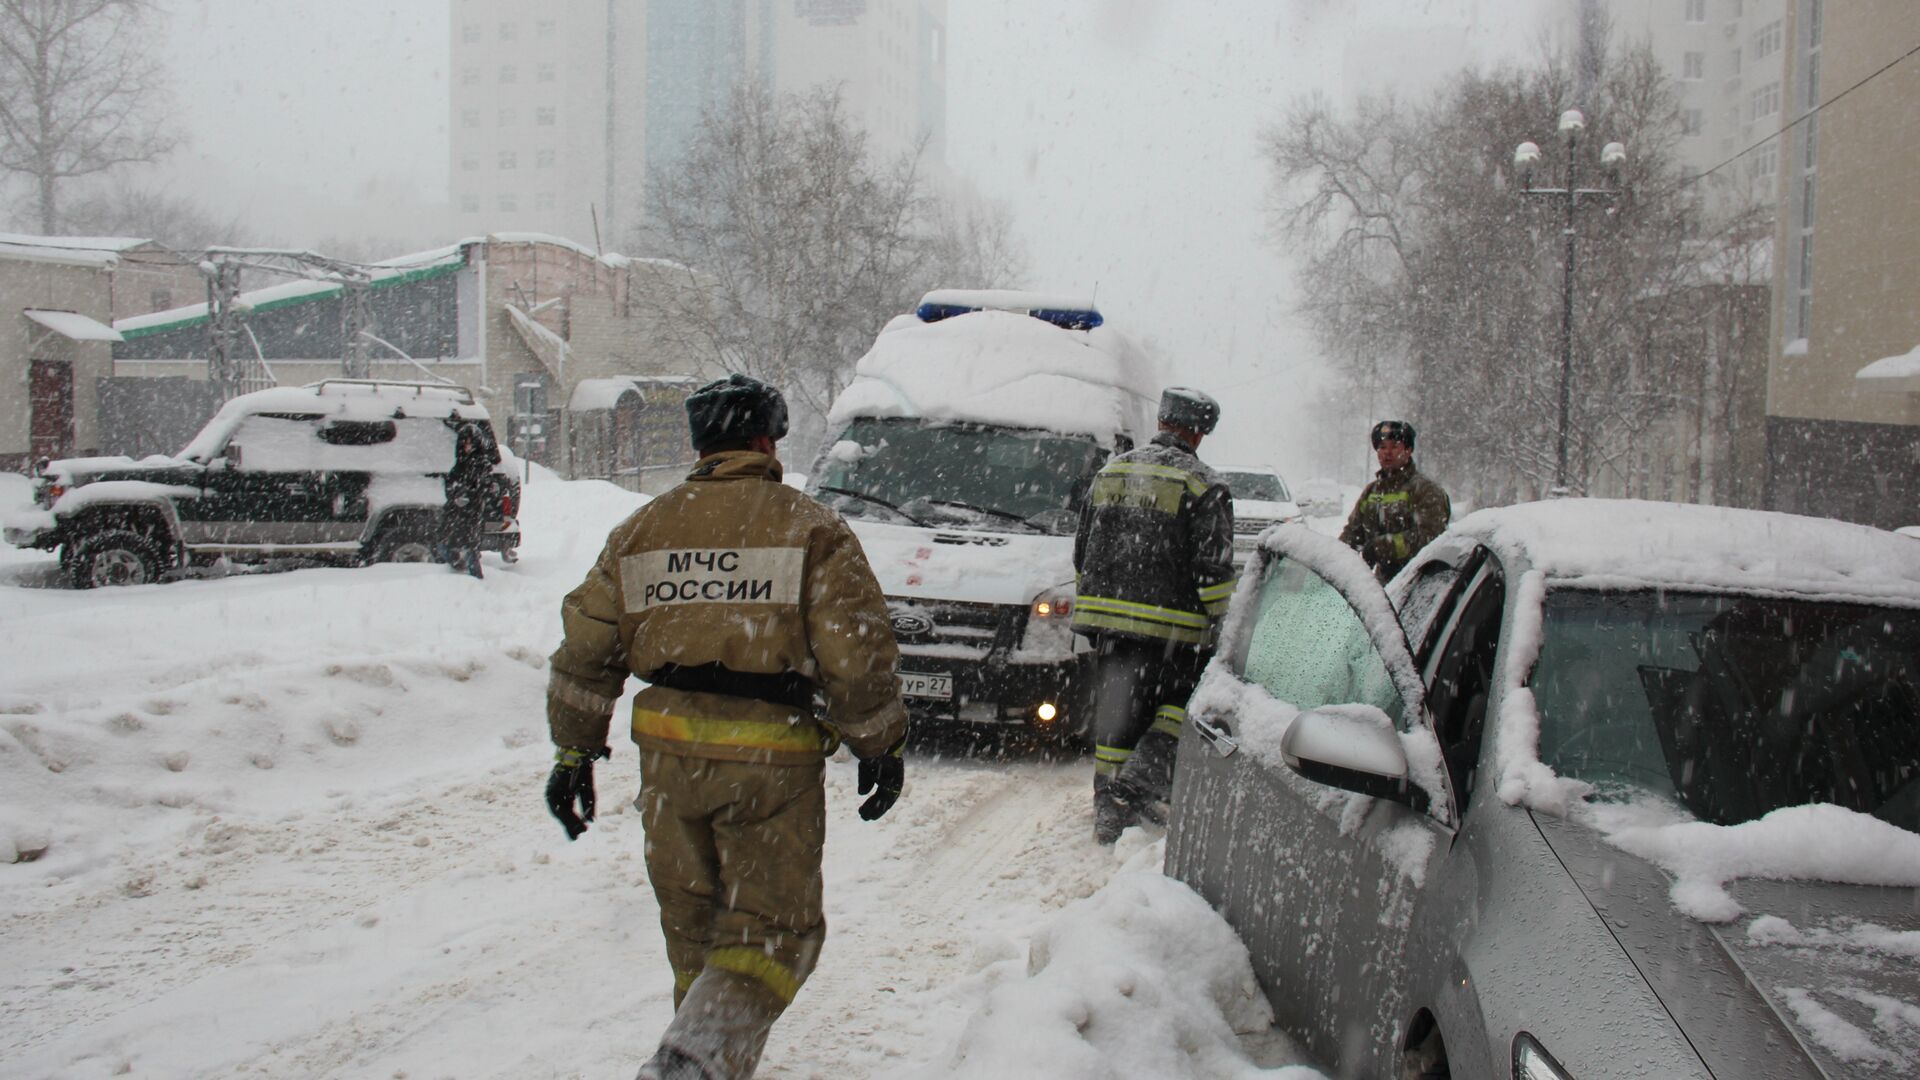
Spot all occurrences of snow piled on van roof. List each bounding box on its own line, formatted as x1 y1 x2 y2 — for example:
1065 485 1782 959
826 309 1157 443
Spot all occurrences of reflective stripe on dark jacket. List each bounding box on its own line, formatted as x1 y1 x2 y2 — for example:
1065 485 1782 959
1071 432 1235 646
546 451 908 766
1338 462 1451 581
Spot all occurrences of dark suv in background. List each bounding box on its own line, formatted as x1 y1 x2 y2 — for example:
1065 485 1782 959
5 380 519 588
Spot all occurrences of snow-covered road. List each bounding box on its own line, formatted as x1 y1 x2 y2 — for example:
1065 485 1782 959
1 472 1319 1079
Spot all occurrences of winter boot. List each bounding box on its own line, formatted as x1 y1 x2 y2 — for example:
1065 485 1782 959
1094 775 1140 845
636 1046 713 1080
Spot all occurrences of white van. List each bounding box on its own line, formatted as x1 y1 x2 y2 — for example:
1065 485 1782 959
808 290 1157 744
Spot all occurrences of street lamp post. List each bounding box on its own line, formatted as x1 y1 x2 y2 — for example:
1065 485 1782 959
1514 110 1626 496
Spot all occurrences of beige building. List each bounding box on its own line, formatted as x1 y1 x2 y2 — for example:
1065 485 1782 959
1762 0 1919 527
111 235 709 490
1 235 200 471
447 0 948 245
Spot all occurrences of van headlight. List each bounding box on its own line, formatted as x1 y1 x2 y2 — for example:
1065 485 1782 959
1030 584 1074 619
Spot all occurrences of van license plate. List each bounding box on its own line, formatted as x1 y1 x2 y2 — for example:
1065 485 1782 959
899 672 953 699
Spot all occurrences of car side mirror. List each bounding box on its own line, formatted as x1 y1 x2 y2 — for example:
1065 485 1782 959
1281 704 1430 813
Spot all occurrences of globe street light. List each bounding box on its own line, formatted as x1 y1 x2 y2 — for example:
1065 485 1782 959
1513 110 1626 495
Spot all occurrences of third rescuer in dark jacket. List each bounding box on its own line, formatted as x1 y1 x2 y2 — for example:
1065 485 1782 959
1339 419 1451 583
1072 387 1235 844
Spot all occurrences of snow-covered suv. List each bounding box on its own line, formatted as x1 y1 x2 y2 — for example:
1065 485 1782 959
4 380 519 588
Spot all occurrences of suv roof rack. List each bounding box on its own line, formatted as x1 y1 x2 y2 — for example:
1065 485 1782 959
306 378 476 405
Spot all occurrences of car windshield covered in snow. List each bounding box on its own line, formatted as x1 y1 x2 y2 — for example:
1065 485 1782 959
1220 468 1290 503
812 417 1107 534
1533 588 1920 833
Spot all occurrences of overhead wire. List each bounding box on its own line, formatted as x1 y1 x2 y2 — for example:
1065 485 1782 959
1684 39 1920 188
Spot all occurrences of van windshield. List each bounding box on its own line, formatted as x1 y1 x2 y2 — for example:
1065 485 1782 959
811 417 1109 535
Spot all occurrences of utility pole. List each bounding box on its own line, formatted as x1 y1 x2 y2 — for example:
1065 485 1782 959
1513 111 1626 496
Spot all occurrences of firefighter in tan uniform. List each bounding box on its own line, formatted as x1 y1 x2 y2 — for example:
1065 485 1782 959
542 374 907 1080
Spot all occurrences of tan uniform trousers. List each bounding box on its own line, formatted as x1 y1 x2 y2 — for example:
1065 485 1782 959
639 748 825 1075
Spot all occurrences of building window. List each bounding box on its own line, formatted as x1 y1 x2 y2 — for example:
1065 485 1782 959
536 106 556 126
536 148 556 168
461 22 480 43
461 66 480 85
1750 81 1780 121
1752 21 1782 61
534 191 556 211
1682 51 1705 80
1728 48 1740 76
1804 51 1820 107
498 21 517 41
536 18 556 37
461 153 479 171
1681 108 1703 135
498 193 518 213
1748 140 1777 180
498 107 517 127
499 64 517 84
1808 0 1822 47
460 108 480 129
498 150 518 170
537 61 556 82
461 193 480 213
1685 0 1706 23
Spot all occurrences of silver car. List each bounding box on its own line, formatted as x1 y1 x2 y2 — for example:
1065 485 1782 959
1167 500 1920 1079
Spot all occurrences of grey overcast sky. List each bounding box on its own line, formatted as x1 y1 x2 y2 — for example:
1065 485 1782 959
145 0 1553 481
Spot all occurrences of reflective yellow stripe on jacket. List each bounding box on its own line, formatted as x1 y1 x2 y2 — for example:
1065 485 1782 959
1073 595 1212 645
1196 578 1237 617
633 704 832 756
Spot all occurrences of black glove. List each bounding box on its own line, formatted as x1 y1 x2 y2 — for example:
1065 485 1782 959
857 740 905 821
545 745 610 840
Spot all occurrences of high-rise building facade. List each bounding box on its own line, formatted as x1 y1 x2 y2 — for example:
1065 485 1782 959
1603 0 1789 217
449 0 948 248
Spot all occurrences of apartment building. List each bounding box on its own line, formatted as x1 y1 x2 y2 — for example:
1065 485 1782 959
448 0 949 246
1763 0 1920 528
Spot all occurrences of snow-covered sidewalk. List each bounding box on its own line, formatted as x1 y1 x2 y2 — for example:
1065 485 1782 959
1 471 1321 1079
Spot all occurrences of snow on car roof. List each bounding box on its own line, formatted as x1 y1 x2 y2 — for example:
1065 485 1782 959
826 308 1156 444
1454 499 1920 607
179 381 490 461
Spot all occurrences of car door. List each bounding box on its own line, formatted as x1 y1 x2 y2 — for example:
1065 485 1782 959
1168 529 1456 1076
189 413 335 546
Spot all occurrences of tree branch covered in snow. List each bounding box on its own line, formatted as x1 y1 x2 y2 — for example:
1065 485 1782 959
1263 38 1771 506
0 0 182 233
632 79 1027 454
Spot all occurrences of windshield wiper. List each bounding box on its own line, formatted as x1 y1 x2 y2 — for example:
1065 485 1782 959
814 485 919 523
920 498 1038 528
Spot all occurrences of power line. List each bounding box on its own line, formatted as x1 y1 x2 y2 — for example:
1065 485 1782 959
1687 39 1920 188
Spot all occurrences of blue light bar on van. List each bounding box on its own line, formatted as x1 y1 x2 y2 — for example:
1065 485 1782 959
915 301 1104 331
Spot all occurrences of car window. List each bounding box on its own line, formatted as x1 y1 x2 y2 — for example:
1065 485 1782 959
226 413 457 474
1233 554 1406 727
1423 561 1505 809
1394 557 1467 669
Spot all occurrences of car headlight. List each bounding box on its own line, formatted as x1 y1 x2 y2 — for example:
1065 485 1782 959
1512 1033 1574 1080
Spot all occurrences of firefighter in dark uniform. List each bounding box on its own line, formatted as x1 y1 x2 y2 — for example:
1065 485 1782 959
541 374 908 1080
1072 387 1235 845
1339 419 1451 583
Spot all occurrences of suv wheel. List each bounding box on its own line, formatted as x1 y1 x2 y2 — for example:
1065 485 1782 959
369 531 436 564
70 529 166 589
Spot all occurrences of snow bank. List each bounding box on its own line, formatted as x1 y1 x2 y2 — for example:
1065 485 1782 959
826 309 1156 444
917 844 1320 1080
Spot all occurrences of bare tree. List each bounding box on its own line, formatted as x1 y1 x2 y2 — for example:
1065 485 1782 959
61 180 250 250
1263 40 1759 505
636 79 1025 453
0 0 180 233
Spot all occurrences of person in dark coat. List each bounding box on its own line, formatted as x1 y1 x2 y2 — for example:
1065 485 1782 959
1339 419 1451 583
1072 387 1236 844
443 419 499 579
